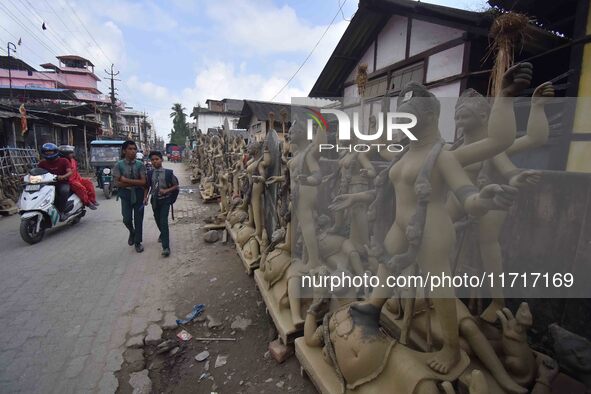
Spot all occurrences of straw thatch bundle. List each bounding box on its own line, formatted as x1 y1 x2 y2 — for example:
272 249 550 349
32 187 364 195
486 12 529 96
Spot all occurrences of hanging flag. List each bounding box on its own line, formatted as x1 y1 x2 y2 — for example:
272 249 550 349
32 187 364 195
19 104 28 135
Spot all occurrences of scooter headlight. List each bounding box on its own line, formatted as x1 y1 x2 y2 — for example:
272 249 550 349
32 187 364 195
103 168 111 175
29 175 43 184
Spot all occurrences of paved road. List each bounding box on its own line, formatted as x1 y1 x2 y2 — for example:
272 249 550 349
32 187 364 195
0 162 189 393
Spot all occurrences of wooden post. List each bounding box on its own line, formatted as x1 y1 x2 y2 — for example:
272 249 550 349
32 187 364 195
83 124 89 171
33 123 38 150
11 120 17 147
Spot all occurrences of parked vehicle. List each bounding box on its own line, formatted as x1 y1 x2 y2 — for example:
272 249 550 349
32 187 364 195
90 140 125 199
170 149 182 162
165 143 183 161
18 168 86 244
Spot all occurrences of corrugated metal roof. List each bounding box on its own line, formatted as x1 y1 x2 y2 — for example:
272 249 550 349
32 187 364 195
488 0 579 38
237 100 292 129
309 0 568 97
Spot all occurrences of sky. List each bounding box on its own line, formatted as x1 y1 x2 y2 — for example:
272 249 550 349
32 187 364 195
0 0 488 139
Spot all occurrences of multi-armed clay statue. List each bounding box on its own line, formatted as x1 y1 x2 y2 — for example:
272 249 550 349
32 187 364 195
374 63 532 378
449 82 554 323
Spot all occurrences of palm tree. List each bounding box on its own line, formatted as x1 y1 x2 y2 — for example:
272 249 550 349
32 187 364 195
169 103 188 145
170 103 186 123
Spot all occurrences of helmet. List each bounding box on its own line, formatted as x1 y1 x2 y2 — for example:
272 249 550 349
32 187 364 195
136 152 144 160
58 145 75 155
41 143 59 160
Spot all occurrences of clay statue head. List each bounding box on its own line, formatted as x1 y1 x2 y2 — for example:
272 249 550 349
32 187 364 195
455 88 491 137
247 141 261 157
550 323 591 375
368 114 377 132
397 82 440 134
288 120 308 150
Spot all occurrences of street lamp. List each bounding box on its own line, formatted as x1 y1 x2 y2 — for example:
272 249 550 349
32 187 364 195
7 42 17 99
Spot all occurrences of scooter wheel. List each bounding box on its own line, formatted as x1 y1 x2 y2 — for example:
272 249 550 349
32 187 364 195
20 217 45 244
103 184 112 199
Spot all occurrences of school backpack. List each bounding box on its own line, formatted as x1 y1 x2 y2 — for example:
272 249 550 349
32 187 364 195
147 168 180 204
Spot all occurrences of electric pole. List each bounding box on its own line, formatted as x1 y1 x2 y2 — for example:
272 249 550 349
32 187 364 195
104 64 120 137
7 42 17 99
143 110 148 151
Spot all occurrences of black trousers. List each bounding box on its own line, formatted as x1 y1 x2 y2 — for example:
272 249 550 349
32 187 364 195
55 183 70 213
151 196 171 249
119 188 144 245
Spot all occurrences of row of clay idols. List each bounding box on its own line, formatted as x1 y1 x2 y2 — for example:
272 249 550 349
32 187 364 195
193 63 585 393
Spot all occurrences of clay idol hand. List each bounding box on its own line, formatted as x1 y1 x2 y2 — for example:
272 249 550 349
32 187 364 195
477 184 518 211
501 62 533 96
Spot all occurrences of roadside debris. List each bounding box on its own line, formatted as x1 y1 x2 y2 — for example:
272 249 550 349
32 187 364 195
145 324 163 345
230 316 252 331
214 355 228 368
195 350 210 362
129 369 152 394
176 303 205 325
206 315 222 329
204 230 220 243
177 329 193 341
155 340 177 355
194 337 236 342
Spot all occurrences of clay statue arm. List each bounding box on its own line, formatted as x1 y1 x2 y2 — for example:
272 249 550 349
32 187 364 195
453 63 533 167
329 190 376 211
358 152 376 178
492 153 542 188
298 149 322 186
310 123 327 160
439 151 517 217
304 297 329 347
506 82 554 156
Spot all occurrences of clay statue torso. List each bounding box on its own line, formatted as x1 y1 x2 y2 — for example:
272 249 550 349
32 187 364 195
326 303 396 389
389 146 449 229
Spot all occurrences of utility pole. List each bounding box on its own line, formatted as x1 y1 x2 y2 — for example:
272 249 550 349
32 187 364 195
7 42 17 99
104 64 120 137
142 110 148 151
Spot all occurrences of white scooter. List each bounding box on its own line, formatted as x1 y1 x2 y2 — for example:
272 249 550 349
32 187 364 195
18 168 86 244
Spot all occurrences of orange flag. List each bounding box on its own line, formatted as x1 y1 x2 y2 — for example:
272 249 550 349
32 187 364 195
19 104 28 135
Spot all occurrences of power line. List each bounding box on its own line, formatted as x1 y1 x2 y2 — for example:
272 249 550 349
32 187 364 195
0 2 59 56
269 0 348 101
63 1 113 65
41 0 93 57
9 0 77 53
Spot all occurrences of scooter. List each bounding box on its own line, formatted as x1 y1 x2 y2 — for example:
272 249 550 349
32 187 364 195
18 168 86 244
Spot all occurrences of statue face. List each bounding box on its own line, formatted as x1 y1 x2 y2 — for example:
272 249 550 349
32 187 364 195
398 100 436 136
455 107 485 136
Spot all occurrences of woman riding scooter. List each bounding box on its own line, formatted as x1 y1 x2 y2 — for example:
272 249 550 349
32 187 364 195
58 145 98 210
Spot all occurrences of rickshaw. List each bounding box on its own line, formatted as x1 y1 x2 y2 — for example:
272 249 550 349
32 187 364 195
90 140 125 199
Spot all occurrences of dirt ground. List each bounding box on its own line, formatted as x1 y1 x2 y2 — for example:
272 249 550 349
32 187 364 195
116 171 315 394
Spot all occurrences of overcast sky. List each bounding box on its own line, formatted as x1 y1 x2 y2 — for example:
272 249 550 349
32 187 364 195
0 0 488 138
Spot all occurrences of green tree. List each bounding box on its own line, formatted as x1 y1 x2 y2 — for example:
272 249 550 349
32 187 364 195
169 103 189 145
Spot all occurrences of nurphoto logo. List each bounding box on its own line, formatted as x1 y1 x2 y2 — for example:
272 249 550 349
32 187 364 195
306 107 418 153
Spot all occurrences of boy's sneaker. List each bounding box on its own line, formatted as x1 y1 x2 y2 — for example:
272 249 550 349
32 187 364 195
162 248 170 257
135 243 144 253
128 231 135 246
88 203 98 210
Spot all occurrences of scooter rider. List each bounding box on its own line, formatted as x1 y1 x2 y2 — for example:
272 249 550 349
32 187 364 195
37 143 73 217
59 145 98 210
